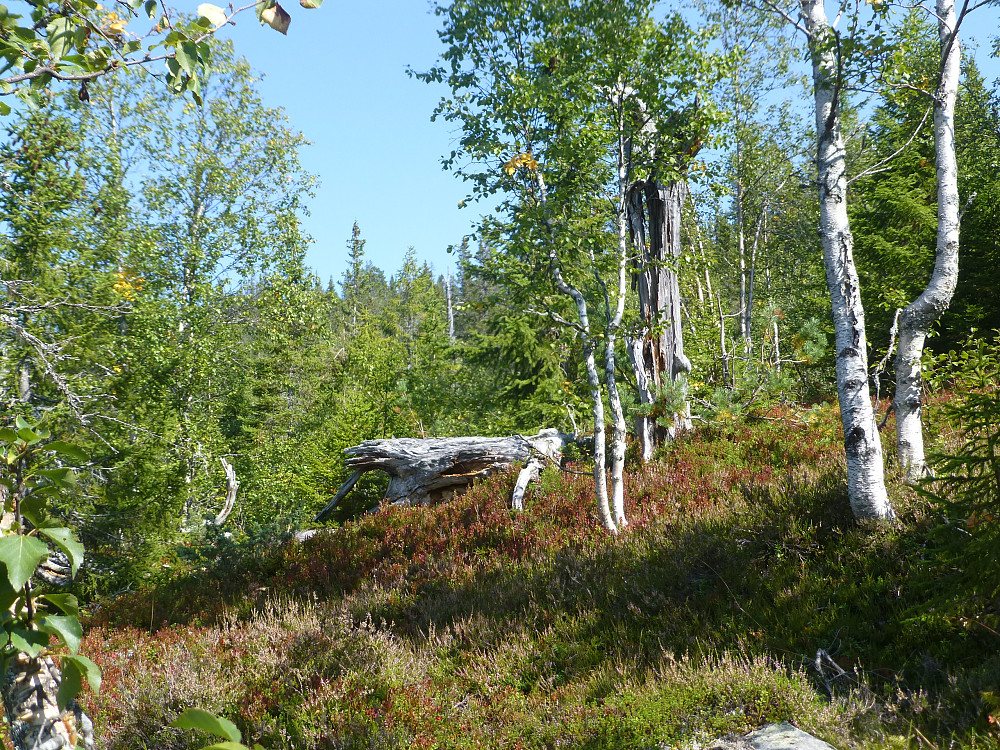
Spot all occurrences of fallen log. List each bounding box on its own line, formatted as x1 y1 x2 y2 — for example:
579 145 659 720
314 429 573 521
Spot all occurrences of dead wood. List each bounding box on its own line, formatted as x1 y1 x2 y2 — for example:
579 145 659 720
315 429 573 521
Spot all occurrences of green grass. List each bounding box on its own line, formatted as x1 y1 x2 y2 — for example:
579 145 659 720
79 403 1000 749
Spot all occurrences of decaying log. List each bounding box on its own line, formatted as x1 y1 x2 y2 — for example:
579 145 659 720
315 429 573 521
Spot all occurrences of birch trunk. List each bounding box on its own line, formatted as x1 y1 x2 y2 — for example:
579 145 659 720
446 269 456 344
894 0 961 483
3 654 95 750
214 457 239 525
606 131 631 528
737 178 751 347
801 0 893 520
536 173 617 533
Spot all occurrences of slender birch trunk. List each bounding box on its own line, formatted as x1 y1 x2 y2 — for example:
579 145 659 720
736 175 751 348
894 0 961 483
606 127 631 529
536 172 617 533
801 0 893 520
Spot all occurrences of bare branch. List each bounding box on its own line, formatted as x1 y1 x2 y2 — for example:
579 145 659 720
848 105 932 185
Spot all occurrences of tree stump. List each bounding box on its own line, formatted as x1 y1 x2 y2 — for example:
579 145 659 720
314 429 573 521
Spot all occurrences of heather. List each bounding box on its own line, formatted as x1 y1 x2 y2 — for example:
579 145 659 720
75 402 1000 750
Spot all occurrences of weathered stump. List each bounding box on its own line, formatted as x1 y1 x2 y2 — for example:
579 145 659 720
314 429 572 521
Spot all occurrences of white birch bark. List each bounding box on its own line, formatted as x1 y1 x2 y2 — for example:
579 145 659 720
736 167 751 347
536 173 618 533
214 456 239 525
3 654 95 750
606 123 631 529
801 0 893 520
894 0 961 483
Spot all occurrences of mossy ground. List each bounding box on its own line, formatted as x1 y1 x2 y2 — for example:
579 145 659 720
78 401 1000 750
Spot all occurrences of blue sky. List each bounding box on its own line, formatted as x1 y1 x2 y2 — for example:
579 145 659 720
214 1 1000 289
220 1 476 287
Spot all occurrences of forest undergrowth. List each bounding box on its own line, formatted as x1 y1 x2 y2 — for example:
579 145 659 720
77 398 1000 750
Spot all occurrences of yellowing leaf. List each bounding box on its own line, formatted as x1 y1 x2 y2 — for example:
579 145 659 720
502 152 538 176
101 13 126 36
197 3 228 28
260 3 291 34
299 0 322 7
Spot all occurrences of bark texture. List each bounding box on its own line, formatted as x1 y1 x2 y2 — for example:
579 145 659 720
2 654 95 750
894 0 961 483
314 430 573 520
626 178 693 461
801 0 893 519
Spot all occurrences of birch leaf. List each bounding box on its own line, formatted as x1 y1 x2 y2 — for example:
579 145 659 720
197 3 228 28
172 709 242 743
260 2 291 34
0 535 48 590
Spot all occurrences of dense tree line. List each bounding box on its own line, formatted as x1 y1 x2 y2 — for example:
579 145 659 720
0 0 997 584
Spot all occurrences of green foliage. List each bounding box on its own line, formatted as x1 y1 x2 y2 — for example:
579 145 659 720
0 417 100 709
0 0 319 112
919 333 1000 597
636 376 689 429
173 708 263 750
941 62 1000 349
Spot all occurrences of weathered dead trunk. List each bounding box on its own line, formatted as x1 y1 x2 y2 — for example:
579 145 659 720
801 0 892 520
446 269 456 344
626 187 657 462
3 654 95 750
314 429 574 521
627 179 693 455
215 457 239 525
894 0 961 484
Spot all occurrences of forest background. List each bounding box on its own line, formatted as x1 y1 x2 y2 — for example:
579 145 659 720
2 0 1000 604
2 0 1000 747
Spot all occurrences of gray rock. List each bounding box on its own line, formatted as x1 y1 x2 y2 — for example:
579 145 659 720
685 723 838 750
747 723 838 750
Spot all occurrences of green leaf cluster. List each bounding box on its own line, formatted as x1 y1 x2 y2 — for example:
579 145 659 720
0 417 99 710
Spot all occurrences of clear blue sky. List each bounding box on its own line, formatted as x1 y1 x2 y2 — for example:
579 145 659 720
220 1 477 287
214 1 1000 289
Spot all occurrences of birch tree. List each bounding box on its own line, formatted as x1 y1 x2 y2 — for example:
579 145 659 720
416 0 620 531
0 5 322 744
795 0 894 519
419 0 720 530
893 0 964 483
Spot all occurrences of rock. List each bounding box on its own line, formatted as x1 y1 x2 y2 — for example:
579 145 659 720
684 723 838 750
747 723 838 750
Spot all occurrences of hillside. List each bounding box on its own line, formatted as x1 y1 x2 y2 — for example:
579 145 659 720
75 402 1000 750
